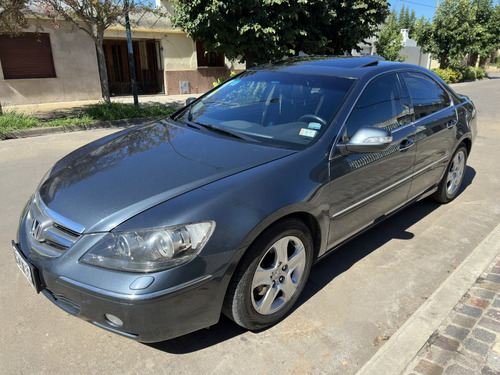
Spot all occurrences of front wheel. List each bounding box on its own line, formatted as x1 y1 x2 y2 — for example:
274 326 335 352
223 219 313 330
433 143 468 203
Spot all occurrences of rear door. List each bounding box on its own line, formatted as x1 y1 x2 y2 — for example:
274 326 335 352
328 73 416 246
400 72 458 200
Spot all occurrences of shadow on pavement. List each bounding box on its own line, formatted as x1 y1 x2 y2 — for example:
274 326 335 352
148 166 476 354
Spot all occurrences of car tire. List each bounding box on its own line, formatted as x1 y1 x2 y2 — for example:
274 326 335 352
223 218 313 330
433 143 468 203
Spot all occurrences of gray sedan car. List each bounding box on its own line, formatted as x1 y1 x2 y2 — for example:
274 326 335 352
13 56 477 342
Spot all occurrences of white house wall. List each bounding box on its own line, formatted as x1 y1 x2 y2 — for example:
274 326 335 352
0 20 102 106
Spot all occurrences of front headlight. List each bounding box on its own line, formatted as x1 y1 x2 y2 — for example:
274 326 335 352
80 221 215 272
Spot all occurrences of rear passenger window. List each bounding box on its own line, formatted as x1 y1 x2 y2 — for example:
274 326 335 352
345 74 407 140
402 72 451 120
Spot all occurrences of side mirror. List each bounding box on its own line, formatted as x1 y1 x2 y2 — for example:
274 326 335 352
338 127 393 155
185 97 197 106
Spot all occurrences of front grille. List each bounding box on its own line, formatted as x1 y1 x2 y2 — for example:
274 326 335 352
26 192 85 258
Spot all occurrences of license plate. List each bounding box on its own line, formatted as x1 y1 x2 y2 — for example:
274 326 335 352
12 242 41 293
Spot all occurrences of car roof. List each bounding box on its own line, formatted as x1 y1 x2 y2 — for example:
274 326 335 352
250 56 428 79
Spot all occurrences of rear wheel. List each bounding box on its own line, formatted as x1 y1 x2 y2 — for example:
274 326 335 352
223 219 313 330
433 143 468 203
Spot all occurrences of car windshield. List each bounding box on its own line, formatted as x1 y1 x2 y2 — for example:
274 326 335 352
175 71 354 150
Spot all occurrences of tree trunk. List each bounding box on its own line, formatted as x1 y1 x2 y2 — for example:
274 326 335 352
439 55 448 69
470 53 478 67
478 55 486 68
95 35 111 103
244 51 258 68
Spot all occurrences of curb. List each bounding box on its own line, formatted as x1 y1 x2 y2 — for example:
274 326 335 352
0 116 163 141
357 223 500 375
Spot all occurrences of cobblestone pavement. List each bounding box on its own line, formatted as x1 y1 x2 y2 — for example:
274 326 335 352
403 255 500 375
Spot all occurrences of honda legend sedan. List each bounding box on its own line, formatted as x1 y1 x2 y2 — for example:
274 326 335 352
13 56 477 342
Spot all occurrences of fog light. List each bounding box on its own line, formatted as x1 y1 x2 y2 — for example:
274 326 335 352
104 314 123 327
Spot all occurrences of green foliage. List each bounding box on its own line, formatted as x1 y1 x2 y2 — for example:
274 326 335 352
375 12 406 62
0 112 40 132
476 67 486 79
375 5 420 62
81 102 177 121
0 103 177 134
398 5 417 37
172 0 389 66
432 66 486 83
432 68 462 83
471 0 500 63
213 71 236 87
414 0 500 68
461 66 477 80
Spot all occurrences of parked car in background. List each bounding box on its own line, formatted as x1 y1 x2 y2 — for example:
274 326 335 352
13 56 477 342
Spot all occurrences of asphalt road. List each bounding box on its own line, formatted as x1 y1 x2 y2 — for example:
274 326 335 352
1 75 499 374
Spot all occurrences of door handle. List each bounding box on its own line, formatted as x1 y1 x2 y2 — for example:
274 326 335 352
399 139 414 152
447 119 458 129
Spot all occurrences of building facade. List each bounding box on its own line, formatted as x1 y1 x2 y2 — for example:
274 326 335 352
0 1 245 106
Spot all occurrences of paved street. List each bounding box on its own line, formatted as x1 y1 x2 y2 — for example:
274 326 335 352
1 75 499 374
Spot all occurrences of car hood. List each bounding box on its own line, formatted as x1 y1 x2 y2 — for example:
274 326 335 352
38 120 294 233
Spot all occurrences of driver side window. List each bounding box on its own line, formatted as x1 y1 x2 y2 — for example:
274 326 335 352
345 74 407 140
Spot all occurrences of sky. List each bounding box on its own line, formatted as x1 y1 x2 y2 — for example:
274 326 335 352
391 0 439 20
391 0 499 21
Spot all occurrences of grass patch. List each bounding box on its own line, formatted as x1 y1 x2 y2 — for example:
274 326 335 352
0 111 94 133
0 112 41 133
81 102 177 121
0 102 178 134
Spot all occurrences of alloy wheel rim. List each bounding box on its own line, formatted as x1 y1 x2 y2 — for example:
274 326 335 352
251 236 306 315
446 150 465 196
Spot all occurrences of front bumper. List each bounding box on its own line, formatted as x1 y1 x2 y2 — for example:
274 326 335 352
13 238 225 342
42 272 219 342
13 201 234 343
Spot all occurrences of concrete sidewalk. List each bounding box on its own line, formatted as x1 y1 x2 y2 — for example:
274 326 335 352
358 224 500 375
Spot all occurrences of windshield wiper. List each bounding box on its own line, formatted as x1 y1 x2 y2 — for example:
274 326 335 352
189 120 258 142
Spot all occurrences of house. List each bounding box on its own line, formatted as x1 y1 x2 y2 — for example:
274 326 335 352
351 28 432 69
0 1 245 106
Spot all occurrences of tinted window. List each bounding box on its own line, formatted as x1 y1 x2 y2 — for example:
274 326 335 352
345 74 408 139
176 71 354 150
402 72 451 120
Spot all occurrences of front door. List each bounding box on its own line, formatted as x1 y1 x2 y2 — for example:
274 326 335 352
328 73 416 247
103 40 163 96
400 72 458 200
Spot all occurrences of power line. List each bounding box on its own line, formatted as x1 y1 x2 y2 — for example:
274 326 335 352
397 0 437 8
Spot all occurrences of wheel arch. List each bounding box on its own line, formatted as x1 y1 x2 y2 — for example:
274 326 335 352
240 211 324 265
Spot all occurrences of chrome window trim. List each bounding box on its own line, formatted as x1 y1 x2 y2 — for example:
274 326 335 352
330 155 448 219
329 69 456 160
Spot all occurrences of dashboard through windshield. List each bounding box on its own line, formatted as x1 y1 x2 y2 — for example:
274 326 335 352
175 71 354 150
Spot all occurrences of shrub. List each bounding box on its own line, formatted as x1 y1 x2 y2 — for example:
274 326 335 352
460 66 477 81
432 68 462 83
475 67 486 79
213 71 236 87
81 102 177 121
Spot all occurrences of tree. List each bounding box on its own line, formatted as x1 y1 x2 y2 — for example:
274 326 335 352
398 5 416 37
374 12 406 62
471 0 500 66
0 0 28 35
413 0 500 68
172 0 389 67
1 0 156 102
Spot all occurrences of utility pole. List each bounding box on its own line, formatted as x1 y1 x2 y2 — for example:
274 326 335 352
124 0 139 105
